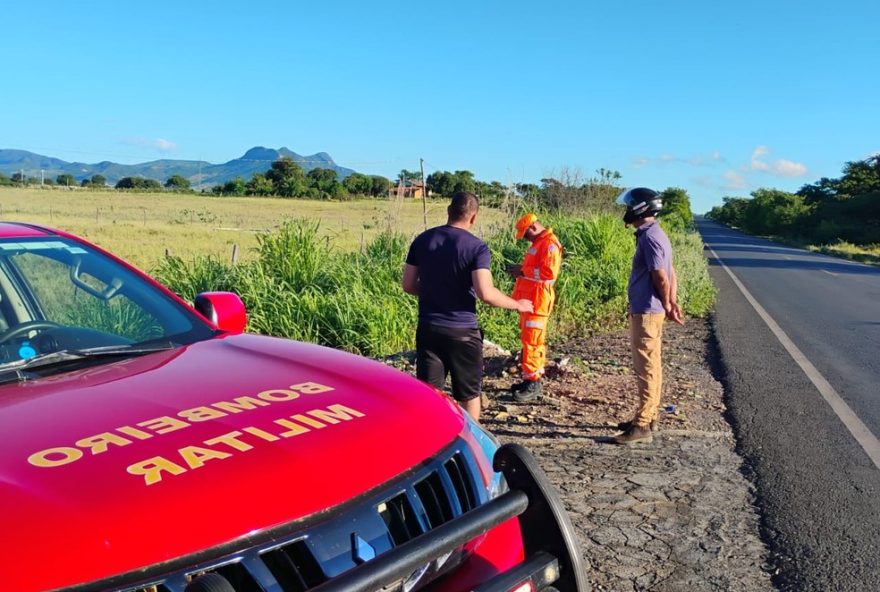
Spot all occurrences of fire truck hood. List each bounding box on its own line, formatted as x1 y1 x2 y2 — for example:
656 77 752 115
0 333 466 592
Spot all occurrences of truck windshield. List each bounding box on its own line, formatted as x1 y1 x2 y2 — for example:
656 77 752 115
0 236 214 369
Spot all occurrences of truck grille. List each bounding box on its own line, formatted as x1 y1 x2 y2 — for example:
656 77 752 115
112 441 483 592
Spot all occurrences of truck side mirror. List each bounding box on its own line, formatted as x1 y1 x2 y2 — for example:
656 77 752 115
194 292 247 334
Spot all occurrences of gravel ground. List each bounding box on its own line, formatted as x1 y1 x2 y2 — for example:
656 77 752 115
387 319 775 591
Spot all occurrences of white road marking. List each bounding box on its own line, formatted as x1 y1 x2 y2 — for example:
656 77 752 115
707 245 880 471
822 270 837 277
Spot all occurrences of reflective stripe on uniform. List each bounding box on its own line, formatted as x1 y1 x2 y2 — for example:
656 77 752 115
520 276 555 285
525 320 545 329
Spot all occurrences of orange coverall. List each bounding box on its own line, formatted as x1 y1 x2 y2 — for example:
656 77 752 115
511 229 563 381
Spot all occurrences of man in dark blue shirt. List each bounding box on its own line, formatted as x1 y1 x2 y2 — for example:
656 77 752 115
402 191 533 421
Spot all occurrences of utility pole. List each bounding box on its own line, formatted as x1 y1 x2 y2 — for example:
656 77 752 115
420 158 427 231
40 169 44 186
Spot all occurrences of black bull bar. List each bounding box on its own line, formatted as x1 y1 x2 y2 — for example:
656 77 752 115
312 443 589 592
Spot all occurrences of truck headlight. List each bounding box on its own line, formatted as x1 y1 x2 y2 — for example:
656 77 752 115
463 414 508 500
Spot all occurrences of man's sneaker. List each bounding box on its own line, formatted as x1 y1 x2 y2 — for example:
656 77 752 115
610 424 653 445
616 418 659 432
513 379 542 403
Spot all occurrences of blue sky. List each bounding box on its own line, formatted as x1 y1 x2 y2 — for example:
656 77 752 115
1 0 877 213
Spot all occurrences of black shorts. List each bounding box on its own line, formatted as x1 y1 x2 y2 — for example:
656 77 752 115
416 324 483 402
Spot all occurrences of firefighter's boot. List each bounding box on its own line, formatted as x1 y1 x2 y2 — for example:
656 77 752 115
513 379 542 403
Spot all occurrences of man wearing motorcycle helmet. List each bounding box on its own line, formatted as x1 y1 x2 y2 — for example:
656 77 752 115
612 187 684 445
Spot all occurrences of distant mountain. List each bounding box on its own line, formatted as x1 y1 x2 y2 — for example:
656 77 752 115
0 147 357 187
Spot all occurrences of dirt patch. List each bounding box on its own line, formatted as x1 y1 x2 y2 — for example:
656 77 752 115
481 321 731 437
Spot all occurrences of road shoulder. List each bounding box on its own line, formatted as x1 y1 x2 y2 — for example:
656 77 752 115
481 320 774 591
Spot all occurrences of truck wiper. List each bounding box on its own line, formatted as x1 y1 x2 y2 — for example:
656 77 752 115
0 342 177 384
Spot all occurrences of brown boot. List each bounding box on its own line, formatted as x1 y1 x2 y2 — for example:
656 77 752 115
616 418 659 432
611 424 653 445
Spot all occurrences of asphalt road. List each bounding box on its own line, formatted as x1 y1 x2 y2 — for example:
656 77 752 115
697 218 880 591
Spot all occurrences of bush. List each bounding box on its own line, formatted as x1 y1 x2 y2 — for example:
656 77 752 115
154 215 715 356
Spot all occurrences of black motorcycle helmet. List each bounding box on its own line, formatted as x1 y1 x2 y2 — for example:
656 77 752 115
616 187 663 224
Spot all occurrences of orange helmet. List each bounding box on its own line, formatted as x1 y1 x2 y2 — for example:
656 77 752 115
515 213 538 240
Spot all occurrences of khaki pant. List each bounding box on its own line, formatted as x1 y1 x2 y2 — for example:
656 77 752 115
629 313 666 427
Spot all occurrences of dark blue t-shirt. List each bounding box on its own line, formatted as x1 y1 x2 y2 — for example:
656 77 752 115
406 225 491 328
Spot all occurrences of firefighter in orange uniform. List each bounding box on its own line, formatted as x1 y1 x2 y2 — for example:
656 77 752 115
508 213 563 402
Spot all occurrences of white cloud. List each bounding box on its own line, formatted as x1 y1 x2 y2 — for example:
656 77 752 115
750 145 770 171
154 138 176 152
633 151 725 168
119 136 178 152
772 159 808 177
750 145 807 177
723 170 747 190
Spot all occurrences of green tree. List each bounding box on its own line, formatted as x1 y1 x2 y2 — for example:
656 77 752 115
426 170 455 196
425 170 477 197
836 158 880 197
56 174 76 187
399 169 421 183
116 177 162 191
370 175 391 197
165 174 192 190
81 174 107 188
266 157 307 197
246 173 275 196
475 180 507 205
220 177 247 196
659 187 694 231
0 173 12 186
744 189 813 235
707 197 751 226
342 172 373 196
307 167 339 197
451 170 476 194
516 183 541 200
797 177 839 204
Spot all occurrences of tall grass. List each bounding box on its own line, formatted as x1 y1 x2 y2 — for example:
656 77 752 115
155 215 715 356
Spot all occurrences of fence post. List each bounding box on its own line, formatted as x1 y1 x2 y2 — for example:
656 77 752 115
165 248 171 258
231 244 239 265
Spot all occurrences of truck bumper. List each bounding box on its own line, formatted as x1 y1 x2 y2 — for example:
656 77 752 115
311 443 589 592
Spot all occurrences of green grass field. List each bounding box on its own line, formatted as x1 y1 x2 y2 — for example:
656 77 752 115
0 187 505 270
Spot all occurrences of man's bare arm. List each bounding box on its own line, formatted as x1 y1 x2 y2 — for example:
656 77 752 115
472 269 533 312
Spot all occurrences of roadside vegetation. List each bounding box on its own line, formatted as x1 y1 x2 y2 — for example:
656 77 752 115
153 175 714 356
706 155 880 264
2 161 714 356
